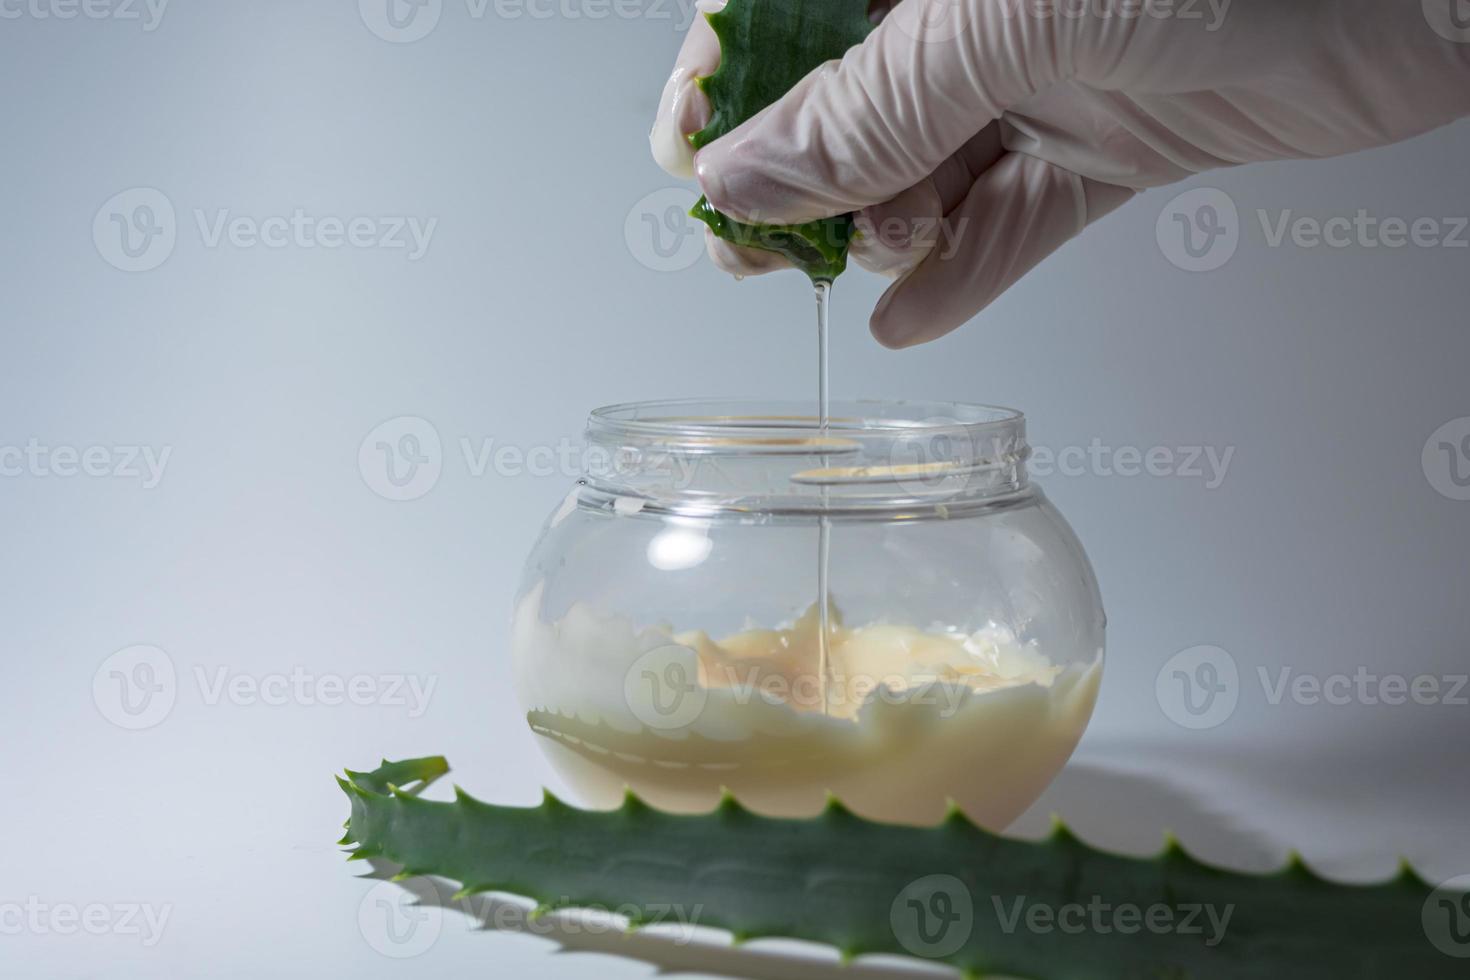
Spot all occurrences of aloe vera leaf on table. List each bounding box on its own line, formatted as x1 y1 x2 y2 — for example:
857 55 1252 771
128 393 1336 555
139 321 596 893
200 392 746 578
339 756 1465 979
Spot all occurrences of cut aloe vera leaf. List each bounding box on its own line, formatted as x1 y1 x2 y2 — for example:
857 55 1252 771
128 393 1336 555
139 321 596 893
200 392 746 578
687 0 874 281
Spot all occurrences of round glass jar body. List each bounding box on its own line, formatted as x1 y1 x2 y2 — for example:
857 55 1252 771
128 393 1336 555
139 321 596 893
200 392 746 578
512 399 1104 830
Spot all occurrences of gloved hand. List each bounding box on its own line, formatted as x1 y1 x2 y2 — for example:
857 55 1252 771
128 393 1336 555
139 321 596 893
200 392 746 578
652 0 1470 347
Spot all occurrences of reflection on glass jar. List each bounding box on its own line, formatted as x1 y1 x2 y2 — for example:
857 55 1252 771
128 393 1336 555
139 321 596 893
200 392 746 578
512 399 1105 830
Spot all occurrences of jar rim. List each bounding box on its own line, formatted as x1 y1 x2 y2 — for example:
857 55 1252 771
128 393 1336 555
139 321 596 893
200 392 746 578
580 398 1031 517
588 398 1024 450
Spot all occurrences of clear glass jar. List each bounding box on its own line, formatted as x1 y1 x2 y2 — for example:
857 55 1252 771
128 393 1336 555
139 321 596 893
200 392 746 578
512 399 1104 829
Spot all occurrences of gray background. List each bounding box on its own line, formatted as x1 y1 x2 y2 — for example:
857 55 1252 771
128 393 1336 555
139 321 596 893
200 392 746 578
2 1 1468 976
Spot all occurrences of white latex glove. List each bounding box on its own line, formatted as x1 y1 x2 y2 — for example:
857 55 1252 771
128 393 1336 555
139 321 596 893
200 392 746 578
651 0 1470 347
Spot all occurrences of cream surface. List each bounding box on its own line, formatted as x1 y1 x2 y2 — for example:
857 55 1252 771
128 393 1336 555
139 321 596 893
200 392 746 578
513 583 1101 829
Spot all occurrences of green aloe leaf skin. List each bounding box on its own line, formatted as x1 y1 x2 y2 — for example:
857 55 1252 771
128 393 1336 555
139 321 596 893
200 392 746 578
687 0 874 281
340 757 1466 979
689 196 855 280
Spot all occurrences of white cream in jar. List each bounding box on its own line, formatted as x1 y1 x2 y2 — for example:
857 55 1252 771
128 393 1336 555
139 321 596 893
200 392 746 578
514 582 1100 829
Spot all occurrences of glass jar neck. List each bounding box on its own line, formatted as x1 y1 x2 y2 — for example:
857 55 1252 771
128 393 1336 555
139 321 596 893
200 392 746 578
579 399 1031 519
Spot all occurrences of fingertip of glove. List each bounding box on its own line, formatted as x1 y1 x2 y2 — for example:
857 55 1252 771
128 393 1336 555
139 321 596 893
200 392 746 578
871 270 988 350
871 328 917 351
694 148 734 217
869 284 924 350
696 135 780 223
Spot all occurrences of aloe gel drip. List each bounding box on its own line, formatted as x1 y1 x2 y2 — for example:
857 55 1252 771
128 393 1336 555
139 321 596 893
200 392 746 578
815 280 832 713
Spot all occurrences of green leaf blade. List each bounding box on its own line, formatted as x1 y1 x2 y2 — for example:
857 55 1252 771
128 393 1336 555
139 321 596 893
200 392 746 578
339 757 1466 979
687 0 875 281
